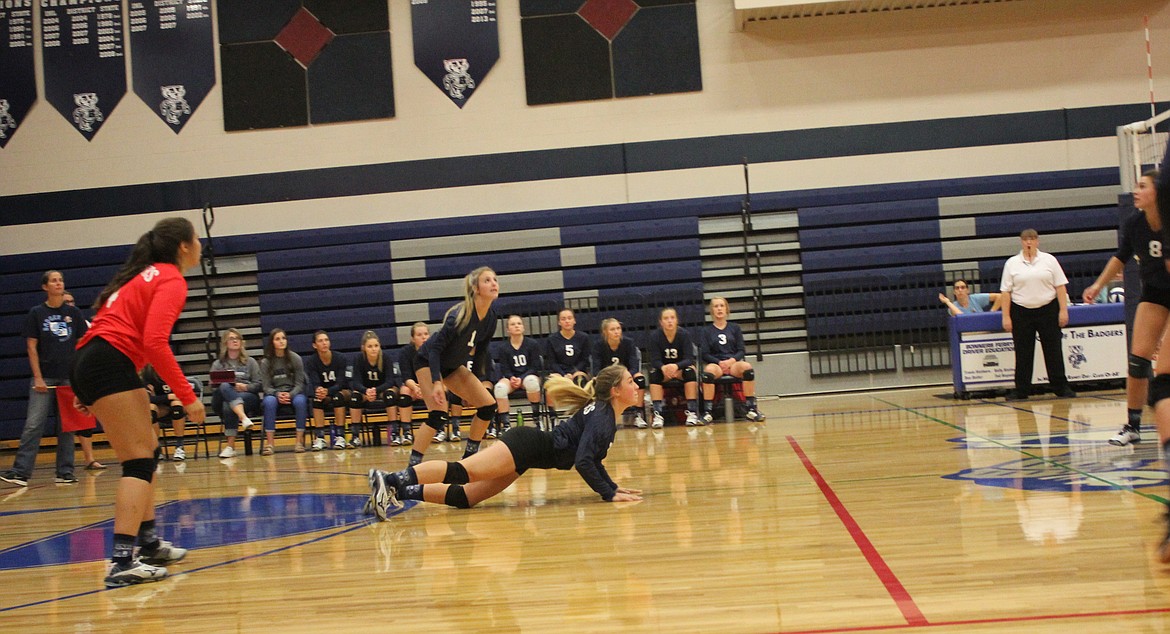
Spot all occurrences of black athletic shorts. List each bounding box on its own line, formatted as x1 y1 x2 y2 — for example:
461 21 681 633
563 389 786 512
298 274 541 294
70 336 145 406
1140 285 1170 310
499 426 558 475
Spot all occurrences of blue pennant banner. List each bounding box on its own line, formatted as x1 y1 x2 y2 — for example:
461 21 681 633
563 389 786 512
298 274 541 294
128 0 215 133
0 1 36 148
411 0 498 109
41 0 127 141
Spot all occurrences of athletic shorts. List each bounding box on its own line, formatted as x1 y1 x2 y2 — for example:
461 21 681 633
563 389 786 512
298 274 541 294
499 426 558 475
1140 285 1170 310
70 336 144 406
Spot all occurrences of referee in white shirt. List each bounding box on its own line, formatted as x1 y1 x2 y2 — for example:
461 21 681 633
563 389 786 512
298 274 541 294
1000 228 1075 401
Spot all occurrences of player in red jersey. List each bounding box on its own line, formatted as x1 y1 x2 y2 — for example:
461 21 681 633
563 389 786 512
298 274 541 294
70 217 205 588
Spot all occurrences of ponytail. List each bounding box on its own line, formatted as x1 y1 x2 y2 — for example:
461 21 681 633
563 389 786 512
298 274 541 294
94 217 195 310
445 266 495 332
545 364 627 417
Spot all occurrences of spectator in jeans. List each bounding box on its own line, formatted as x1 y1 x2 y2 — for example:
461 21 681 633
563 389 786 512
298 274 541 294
1 270 88 487
210 328 261 458
259 328 307 455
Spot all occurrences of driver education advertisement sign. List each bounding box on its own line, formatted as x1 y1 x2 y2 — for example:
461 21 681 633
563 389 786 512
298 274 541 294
959 324 1125 389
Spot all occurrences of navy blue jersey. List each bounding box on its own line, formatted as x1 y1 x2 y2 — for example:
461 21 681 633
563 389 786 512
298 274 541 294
398 343 422 385
304 351 350 395
417 305 497 379
545 331 590 374
23 302 88 380
352 354 393 392
647 328 694 370
1115 210 1170 290
493 337 543 378
592 337 639 373
549 400 619 500
700 323 745 364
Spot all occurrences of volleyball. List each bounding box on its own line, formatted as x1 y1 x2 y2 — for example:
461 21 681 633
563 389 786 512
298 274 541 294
1107 286 1125 304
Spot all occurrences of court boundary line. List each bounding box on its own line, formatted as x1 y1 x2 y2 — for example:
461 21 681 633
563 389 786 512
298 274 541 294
787 435 929 627
777 605 1170 633
0 507 414 613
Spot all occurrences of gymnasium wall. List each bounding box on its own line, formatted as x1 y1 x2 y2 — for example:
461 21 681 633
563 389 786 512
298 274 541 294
1 0 1165 255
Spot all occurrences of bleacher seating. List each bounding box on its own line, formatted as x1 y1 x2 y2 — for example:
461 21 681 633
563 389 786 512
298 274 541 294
0 166 1126 440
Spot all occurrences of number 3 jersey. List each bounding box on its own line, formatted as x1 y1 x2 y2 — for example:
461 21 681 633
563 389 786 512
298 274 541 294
700 322 746 364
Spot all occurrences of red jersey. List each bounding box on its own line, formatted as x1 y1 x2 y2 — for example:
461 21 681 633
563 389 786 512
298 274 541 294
77 262 196 404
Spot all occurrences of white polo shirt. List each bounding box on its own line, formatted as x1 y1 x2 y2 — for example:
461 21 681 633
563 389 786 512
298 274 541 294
1000 250 1068 309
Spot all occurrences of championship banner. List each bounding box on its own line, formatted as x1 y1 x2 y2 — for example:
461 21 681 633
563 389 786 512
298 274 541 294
128 0 215 133
0 1 35 148
41 0 126 141
411 0 498 109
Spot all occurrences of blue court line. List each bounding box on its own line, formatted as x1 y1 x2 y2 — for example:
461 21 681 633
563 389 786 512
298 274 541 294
875 397 1168 505
0 500 415 613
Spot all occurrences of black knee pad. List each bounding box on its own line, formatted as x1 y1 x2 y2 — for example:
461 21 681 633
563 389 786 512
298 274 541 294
443 461 470 485
448 392 463 407
348 392 364 408
444 485 471 509
701 372 715 383
331 393 349 409
634 375 647 390
649 368 664 385
122 457 156 483
475 402 498 422
381 388 397 403
682 366 697 382
742 369 755 381
1129 354 1153 379
1150 375 1170 407
395 392 414 408
426 409 449 432
169 404 185 421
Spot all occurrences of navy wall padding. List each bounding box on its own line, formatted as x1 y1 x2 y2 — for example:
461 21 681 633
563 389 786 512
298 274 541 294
423 249 563 278
802 243 943 273
799 220 940 250
972 207 1118 237
258 262 390 292
260 285 395 314
797 199 939 228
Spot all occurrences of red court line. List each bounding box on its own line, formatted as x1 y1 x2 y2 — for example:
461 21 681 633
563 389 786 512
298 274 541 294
787 435 928 627
776 606 1170 634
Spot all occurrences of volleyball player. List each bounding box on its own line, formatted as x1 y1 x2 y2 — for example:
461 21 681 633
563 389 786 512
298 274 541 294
647 307 701 427
592 318 647 428
408 266 499 466
69 217 203 587
699 297 764 423
390 323 429 446
367 365 643 519
305 330 351 451
1082 170 1170 446
544 307 591 387
491 315 544 436
348 330 397 450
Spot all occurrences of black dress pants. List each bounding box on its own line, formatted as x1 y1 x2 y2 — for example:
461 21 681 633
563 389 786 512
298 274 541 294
1010 300 1068 394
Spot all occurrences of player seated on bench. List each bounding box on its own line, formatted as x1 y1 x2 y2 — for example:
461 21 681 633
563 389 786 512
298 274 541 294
305 330 351 452
390 322 430 446
490 315 544 437
142 364 202 461
592 317 647 428
647 307 701 428
699 297 764 423
348 330 398 450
